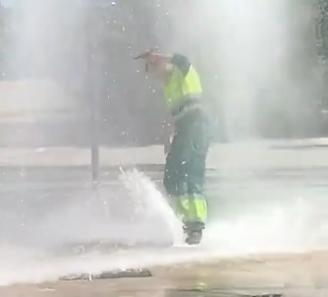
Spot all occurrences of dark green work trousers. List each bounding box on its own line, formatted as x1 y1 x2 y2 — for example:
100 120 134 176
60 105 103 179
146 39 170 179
164 107 210 229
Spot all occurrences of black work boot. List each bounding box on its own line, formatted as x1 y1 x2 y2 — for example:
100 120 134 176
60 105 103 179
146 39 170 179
184 221 205 245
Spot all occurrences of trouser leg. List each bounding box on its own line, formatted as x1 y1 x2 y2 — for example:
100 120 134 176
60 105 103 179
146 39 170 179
164 118 209 219
183 112 210 231
164 110 210 243
163 131 189 208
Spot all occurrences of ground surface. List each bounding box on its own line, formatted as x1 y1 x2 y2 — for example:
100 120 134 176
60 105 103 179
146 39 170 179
2 140 328 296
2 250 328 296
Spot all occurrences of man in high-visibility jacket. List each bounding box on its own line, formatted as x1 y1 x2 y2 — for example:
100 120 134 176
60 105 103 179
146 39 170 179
135 50 210 244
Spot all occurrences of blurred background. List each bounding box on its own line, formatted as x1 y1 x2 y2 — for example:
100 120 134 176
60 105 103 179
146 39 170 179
0 0 328 146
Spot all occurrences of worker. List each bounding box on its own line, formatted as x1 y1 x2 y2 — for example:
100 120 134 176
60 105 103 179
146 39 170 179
135 50 210 244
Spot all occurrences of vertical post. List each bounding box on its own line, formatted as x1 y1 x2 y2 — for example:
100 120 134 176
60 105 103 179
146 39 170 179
91 78 99 182
85 10 99 182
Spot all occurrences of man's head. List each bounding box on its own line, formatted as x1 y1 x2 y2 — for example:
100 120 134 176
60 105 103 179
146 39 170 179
134 50 173 80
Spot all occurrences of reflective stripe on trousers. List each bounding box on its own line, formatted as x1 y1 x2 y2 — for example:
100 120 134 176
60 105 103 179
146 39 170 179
176 194 208 223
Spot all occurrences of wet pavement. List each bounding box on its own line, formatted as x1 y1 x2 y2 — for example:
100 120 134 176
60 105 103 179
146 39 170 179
1 142 328 295
2 250 328 296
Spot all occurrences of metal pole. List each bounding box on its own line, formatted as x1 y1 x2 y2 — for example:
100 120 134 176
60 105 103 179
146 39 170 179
91 79 99 182
85 11 99 182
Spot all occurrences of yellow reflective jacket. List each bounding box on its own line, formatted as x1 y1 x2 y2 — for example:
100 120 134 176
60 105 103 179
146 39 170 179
164 54 202 114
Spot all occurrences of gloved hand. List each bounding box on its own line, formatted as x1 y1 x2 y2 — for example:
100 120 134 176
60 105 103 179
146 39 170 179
133 49 156 60
134 50 172 72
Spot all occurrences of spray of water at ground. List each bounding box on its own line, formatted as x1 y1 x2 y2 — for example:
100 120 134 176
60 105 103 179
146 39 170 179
1 165 328 286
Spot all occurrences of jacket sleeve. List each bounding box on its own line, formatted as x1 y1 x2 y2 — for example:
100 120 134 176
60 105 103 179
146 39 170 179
171 54 191 76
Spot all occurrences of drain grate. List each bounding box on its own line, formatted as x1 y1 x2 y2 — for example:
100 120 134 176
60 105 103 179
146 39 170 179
165 289 283 297
250 295 282 297
60 268 152 281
